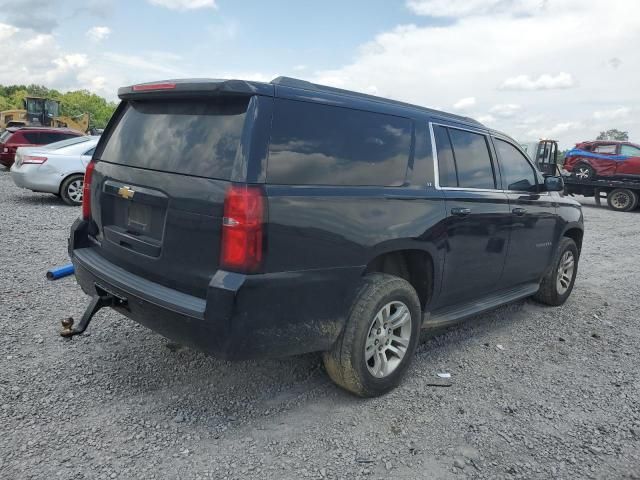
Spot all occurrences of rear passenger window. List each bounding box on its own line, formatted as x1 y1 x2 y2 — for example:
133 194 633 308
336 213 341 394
267 99 411 186
39 133 61 144
433 125 495 189
448 128 495 189
494 139 538 192
433 126 457 187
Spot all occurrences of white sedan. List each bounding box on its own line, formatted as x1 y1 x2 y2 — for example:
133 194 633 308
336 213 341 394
10 136 100 205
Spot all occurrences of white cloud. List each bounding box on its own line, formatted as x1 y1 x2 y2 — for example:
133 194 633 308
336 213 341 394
406 0 541 17
499 72 575 91
148 0 217 10
313 0 640 148
593 107 631 120
293 65 307 71
476 114 496 124
453 97 476 110
527 122 581 139
86 26 111 42
0 22 18 40
489 103 521 117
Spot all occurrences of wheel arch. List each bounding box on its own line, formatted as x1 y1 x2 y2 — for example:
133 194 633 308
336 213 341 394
58 171 85 195
363 247 437 311
562 225 584 256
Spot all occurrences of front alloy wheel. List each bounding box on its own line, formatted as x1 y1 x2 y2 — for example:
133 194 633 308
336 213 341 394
556 250 575 295
573 163 594 180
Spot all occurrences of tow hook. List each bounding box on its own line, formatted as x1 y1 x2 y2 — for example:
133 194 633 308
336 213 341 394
60 294 125 338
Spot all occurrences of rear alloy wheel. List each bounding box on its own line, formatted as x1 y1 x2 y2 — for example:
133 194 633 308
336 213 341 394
573 163 595 180
60 174 84 206
607 188 638 212
322 273 421 397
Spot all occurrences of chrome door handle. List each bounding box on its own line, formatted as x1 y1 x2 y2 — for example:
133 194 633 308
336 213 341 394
512 207 527 216
451 207 471 216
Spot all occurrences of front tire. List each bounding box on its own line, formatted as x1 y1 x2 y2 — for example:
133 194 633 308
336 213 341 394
322 273 421 397
533 237 579 306
607 188 638 212
60 174 84 206
573 162 595 180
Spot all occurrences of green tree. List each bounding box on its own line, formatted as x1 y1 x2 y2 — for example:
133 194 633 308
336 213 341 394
0 84 117 129
59 90 118 129
596 129 629 141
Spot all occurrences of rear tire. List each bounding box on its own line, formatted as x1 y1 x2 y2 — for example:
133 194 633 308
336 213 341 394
573 162 595 180
533 237 579 306
60 174 84 206
322 273 421 397
607 188 638 212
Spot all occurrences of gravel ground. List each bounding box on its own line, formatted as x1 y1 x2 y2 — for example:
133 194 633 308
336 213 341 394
1 168 639 480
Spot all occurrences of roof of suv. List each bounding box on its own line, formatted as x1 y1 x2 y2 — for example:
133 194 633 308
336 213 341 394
119 76 483 128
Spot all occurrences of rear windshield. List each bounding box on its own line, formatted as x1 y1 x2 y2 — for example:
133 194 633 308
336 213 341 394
99 98 249 179
43 136 91 150
0 131 12 143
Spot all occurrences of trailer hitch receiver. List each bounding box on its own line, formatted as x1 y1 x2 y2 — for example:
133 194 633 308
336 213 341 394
60 292 126 338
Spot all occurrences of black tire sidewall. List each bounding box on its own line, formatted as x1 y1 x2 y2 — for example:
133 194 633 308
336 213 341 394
607 189 638 212
552 238 579 304
60 174 84 206
348 276 421 396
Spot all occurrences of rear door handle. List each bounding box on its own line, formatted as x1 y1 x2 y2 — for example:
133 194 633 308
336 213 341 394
451 207 471 217
512 207 527 216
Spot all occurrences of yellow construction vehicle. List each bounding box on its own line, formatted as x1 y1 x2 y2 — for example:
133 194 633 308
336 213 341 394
0 97 89 132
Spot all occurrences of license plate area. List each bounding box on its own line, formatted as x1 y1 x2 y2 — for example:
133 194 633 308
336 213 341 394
128 202 152 234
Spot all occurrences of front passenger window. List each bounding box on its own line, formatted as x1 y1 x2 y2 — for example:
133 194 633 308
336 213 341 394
494 139 538 192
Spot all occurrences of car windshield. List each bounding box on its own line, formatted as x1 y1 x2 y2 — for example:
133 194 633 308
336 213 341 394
41 136 90 150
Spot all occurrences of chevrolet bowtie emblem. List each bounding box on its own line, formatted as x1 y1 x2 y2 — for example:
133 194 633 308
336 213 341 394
117 186 135 200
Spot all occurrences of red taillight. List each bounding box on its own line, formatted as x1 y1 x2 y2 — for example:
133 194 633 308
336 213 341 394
220 185 265 273
82 160 96 220
22 155 47 164
132 82 177 92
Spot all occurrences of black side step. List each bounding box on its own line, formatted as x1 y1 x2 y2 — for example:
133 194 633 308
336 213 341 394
422 283 539 329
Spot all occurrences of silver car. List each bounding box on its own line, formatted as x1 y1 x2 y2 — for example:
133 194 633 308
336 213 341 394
10 136 100 205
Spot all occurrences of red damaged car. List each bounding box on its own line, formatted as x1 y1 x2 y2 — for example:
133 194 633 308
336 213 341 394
564 140 640 180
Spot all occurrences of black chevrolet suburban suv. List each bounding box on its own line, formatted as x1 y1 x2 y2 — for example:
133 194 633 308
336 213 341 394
68 77 584 397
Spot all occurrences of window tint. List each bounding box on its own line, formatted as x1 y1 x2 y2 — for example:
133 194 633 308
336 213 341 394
100 98 248 179
434 125 457 187
267 99 411 186
22 132 39 144
44 136 90 150
593 144 617 154
448 128 495 189
621 145 640 156
39 132 65 144
494 139 538 192
84 147 95 156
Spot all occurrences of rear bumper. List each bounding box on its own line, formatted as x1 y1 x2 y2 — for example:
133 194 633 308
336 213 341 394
69 219 361 359
10 165 60 193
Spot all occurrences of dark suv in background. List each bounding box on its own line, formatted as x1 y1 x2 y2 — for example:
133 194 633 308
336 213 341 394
68 77 583 397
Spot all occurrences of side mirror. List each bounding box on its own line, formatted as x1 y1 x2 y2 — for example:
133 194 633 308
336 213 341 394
544 175 564 192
